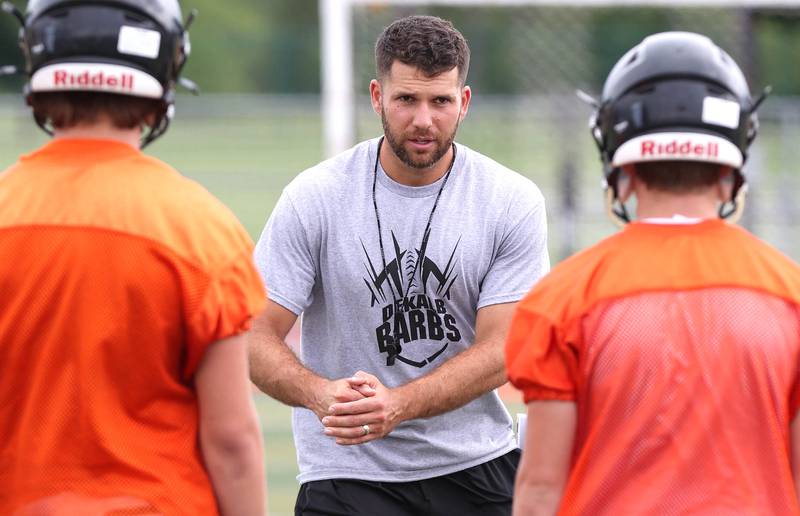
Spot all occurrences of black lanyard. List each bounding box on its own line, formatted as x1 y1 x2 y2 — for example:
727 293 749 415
371 136 457 365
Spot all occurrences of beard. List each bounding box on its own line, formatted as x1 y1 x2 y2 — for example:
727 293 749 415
381 109 459 169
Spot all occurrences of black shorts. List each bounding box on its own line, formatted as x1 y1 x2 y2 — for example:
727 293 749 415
295 448 520 516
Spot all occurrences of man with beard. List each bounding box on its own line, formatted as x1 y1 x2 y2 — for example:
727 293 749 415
249 15 548 515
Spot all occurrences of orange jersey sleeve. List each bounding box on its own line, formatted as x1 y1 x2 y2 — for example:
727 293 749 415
505 306 578 402
182 244 267 378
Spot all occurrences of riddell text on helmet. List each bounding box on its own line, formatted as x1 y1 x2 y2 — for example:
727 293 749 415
53 70 135 91
641 139 719 159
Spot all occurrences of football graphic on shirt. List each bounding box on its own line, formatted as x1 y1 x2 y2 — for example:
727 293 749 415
361 231 462 367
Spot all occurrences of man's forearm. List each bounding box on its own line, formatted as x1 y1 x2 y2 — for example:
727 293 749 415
248 330 325 410
395 336 506 421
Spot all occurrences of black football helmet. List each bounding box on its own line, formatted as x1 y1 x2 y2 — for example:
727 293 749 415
2 0 197 147
588 31 768 222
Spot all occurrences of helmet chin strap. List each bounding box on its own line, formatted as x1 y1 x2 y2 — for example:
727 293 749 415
604 187 630 228
719 182 748 223
33 112 55 137
140 74 198 148
140 103 172 149
27 95 169 147
601 160 631 226
605 165 747 225
601 168 635 229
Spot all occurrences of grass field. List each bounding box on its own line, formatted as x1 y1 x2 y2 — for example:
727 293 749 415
2 93 799 514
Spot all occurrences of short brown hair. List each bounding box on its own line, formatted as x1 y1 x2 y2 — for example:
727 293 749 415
634 161 725 193
375 15 470 85
29 92 162 130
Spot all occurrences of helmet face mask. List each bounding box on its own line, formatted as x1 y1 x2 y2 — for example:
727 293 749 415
589 31 767 223
6 0 195 147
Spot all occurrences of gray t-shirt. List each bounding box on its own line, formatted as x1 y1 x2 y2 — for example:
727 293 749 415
254 138 549 483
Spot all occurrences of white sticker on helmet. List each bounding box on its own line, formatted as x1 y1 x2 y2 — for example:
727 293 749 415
117 26 161 60
30 63 164 98
612 132 743 168
702 96 741 129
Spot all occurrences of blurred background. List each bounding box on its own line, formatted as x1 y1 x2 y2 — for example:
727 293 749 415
2 1 800 514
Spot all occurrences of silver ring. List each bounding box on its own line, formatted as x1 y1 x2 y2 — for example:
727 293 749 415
362 424 370 436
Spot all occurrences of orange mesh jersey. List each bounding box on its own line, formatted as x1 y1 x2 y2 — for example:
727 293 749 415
506 220 800 515
0 139 265 516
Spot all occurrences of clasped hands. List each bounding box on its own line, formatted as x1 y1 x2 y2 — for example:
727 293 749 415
312 371 405 445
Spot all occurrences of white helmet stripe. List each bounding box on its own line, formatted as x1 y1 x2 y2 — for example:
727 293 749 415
30 63 164 99
612 132 743 169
